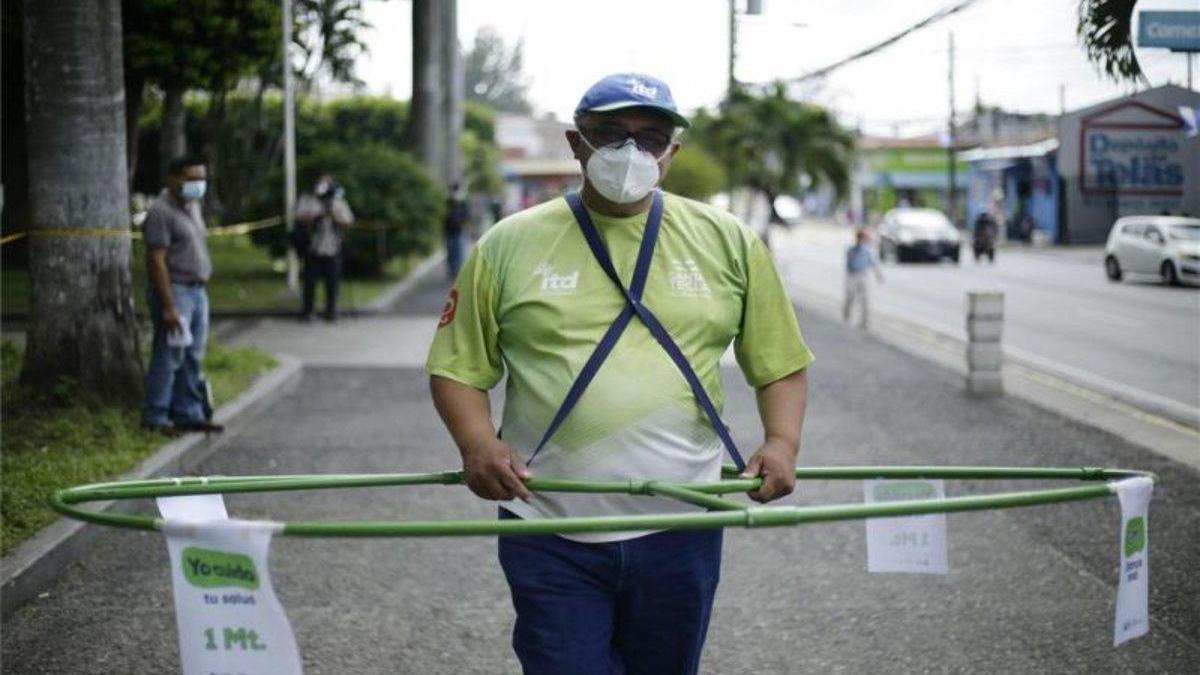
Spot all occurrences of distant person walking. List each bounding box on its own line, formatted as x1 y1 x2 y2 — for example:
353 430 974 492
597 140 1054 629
443 182 470 279
844 229 884 329
141 156 222 436
294 173 354 322
972 208 999 264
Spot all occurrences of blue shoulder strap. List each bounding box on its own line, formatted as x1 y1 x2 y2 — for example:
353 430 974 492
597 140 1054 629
527 191 746 472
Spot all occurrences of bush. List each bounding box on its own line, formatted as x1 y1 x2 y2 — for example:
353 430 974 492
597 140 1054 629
662 144 727 201
251 142 445 276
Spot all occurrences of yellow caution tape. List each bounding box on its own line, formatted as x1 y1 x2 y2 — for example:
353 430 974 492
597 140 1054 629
0 216 287 246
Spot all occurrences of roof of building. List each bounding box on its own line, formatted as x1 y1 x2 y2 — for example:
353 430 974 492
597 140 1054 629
959 137 1059 163
857 134 945 150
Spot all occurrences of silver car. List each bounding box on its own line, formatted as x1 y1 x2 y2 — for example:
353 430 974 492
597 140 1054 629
1104 216 1200 287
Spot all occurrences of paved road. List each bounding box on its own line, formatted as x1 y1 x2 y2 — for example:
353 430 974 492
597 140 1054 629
772 223 1200 416
3 273 1199 673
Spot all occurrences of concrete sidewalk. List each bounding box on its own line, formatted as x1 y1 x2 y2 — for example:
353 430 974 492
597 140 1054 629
3 270 1198 673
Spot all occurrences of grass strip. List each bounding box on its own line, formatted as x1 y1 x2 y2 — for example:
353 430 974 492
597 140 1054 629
0 339 276 556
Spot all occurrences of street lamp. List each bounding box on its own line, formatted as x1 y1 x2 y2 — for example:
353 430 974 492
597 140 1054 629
728 0 764 96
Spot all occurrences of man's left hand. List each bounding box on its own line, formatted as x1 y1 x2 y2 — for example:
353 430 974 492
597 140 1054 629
740 439 798 503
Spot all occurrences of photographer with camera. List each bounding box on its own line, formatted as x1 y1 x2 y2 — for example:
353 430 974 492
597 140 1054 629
294 172 355 321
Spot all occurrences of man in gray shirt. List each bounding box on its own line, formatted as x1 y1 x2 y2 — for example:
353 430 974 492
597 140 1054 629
141 156 222 435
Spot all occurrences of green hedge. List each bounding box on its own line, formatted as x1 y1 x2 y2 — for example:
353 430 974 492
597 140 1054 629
250 142 444 277
132 94 461 277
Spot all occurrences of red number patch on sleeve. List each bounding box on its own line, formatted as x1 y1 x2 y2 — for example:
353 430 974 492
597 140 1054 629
437 288 459 328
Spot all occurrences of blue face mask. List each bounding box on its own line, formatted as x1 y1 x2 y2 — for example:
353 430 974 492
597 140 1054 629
181 180 207 201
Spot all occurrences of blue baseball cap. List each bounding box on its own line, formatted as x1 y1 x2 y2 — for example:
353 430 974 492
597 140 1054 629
574 73 690 129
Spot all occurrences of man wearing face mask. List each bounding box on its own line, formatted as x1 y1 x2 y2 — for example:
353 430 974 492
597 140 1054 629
427 73 813 674
142 156 222 435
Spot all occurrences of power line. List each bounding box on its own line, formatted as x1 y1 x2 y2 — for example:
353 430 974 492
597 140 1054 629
789 0 986 84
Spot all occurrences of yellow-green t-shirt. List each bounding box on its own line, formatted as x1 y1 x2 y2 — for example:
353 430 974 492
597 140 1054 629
426 192 814 541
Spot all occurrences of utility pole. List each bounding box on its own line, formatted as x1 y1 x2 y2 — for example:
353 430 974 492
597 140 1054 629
1058 83 1065 115
411 0 444 181
947 31 957 222
727 1 764 99
282 0 298 292
440 0 463 188
728 0 738 96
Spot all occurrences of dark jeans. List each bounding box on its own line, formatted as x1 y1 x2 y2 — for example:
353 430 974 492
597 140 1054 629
445 230 464 279
497 509 722 675
303 253 342 318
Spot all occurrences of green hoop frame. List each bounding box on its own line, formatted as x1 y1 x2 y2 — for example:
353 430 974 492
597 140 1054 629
49 465 1155 538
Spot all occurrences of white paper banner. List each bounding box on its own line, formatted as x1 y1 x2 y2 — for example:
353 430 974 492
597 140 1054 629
1113 476 1153 647
161 519 303 675
157 489 229 523
863 479 949 574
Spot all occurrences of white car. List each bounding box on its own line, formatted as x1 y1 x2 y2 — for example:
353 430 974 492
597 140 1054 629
878 208 962 263
1104 216 1200 287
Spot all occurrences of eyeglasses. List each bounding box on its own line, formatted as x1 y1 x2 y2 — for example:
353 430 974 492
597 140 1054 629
578 125 674 156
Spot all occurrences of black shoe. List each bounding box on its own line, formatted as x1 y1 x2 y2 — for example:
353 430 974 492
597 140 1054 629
175 420 225 433
142 422 182 438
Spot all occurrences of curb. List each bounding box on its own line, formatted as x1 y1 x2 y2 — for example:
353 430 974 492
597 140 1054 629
0 353 303 620
360 251 446 313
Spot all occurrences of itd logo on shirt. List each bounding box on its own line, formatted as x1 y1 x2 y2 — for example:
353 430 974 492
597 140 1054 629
668 259 711 297
534 262 579 294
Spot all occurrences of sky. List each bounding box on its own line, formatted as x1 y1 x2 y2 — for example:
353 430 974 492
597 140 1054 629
357 0 1198 137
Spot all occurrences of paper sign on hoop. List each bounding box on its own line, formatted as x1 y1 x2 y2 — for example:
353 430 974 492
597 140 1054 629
1112 476 1153 647
863 479 949 574
157 495 303 674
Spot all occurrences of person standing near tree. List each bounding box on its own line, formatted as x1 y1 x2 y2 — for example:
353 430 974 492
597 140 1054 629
426 73 813 674
443 181 471 279
141 156 222 436
294 172 354 322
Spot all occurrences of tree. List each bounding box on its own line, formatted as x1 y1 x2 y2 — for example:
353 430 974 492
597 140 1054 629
661 145 727 201
464 26 532 114
21 0 142 403
123 0 280 193
1077 0 1144 84
703 85 855 222
293 0 372 89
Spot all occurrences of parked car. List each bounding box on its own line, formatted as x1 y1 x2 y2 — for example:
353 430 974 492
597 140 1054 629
878 208 962 263
1104 216 1200 287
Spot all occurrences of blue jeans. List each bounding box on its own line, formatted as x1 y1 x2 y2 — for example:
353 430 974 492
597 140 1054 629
142 283 209 427
497 509 722 675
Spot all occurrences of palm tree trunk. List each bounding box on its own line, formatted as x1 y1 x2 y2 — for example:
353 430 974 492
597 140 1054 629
201 89 227 219
160 84 187 179
407 0 444 178
21 0 143 404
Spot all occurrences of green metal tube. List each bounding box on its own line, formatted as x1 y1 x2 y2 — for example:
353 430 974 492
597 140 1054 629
644 483 747 511
48 467 1134 538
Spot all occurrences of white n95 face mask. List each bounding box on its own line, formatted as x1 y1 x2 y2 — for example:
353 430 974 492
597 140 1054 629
581 136 665 204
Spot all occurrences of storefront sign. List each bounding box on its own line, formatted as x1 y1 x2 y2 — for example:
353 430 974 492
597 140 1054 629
1080 101 1186 197
1137 11 1200 52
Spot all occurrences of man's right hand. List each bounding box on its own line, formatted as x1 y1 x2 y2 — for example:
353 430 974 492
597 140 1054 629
162 306 183 333
461 437 532 502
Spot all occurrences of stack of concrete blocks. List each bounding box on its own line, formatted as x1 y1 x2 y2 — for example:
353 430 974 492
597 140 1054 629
966 291 1004 396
